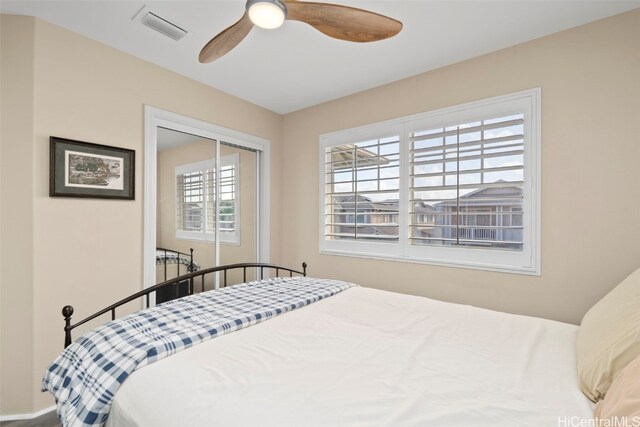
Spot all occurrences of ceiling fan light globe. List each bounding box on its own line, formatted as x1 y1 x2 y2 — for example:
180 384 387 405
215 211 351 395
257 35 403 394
247 1 286 29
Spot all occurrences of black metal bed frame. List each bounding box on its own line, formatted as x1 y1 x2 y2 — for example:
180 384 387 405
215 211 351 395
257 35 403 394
62 262 307 348
156 247 197 282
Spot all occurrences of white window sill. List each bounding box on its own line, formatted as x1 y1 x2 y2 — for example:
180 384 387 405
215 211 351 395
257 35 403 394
176 231 240 246
319 248 540 276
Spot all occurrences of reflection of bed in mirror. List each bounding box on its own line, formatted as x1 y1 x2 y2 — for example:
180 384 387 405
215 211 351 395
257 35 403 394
155 247 199 303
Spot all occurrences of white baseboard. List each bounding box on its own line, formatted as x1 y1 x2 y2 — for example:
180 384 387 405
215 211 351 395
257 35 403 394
0 405 56 422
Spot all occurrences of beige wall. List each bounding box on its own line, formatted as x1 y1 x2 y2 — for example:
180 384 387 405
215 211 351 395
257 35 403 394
0 15 36 415
281 10 640 325
0 15 282 414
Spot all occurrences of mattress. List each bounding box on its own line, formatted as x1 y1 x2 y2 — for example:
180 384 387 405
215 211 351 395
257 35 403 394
106 286 593 426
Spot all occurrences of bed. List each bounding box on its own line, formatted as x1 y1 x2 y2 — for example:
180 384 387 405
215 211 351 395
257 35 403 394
155 247 200 303
44 262 635 427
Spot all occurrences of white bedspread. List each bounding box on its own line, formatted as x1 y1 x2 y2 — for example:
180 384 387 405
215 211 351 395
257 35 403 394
106 286 593 426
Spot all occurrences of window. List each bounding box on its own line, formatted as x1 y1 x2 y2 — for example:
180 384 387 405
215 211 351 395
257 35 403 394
320 89 540 275
175 154 239 244
325 137 400 242
409 114 524 251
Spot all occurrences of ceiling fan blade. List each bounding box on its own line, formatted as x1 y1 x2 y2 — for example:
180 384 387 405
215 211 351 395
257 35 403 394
284 1 402 43
199 13 254 63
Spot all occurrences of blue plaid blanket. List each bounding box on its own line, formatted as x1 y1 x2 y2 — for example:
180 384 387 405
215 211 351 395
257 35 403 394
42 277 354 427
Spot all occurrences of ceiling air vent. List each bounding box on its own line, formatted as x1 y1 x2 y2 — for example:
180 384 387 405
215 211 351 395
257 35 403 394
135 6 188 41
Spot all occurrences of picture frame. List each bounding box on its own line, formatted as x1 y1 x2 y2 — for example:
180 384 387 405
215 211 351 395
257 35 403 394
50 136 135 199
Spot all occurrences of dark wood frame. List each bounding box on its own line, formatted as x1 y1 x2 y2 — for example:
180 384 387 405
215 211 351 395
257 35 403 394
62 262 307 348
50 136 135 199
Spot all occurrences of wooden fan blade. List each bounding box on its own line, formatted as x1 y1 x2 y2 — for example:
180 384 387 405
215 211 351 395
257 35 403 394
284 1 402 43
199 13 254 63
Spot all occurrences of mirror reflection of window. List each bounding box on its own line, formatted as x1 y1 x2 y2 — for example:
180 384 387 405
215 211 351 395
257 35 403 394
156 127 259 293
174 154 239 244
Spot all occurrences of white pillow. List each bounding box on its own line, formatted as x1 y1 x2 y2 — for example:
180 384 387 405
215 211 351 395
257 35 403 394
577 267 640 402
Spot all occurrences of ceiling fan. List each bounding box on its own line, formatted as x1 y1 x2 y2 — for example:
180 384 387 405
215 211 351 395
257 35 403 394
199 0 403 63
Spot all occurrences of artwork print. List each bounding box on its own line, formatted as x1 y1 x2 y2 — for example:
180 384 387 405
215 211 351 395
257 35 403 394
50 137 135 199
65 151 125 190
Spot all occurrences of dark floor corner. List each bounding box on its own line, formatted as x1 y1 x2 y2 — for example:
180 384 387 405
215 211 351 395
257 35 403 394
0 410 60 427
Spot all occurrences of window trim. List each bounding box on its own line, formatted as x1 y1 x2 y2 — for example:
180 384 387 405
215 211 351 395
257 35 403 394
320 122 404 259
175 153 240 245
319 89 541 276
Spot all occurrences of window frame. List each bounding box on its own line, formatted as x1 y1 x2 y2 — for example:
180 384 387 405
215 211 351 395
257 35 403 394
175 153 240 245
319 89 541 275
320 122 405 259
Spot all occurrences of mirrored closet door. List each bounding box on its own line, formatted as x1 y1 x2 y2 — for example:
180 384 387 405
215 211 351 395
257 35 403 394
154 128 258 302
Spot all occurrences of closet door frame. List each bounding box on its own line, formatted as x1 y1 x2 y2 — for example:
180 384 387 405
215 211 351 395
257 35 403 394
143 106 270 304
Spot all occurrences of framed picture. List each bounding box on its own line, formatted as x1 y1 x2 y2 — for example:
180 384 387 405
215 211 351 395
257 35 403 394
50 136 135 199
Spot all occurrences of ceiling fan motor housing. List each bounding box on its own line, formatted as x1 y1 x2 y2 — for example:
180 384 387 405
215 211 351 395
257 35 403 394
246 0 288 18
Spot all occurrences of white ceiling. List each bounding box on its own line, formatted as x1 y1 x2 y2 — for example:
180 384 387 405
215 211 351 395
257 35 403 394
2 1 638 114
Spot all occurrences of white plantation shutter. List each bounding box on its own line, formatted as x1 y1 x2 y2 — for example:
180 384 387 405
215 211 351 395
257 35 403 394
176 160 213 234
324 137 401 242
175 154 239 243
218 164 236 232
409 114 525 250
176 171 203 231
319 89 540 275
